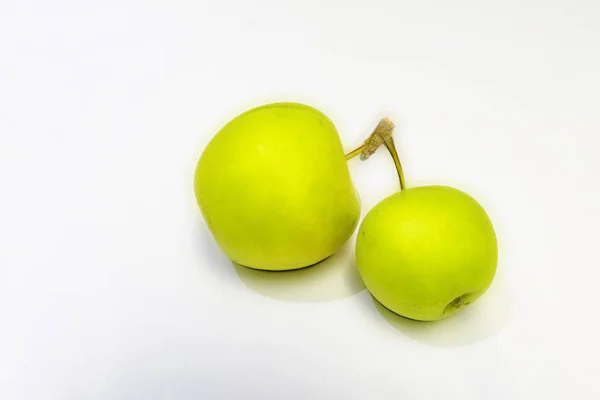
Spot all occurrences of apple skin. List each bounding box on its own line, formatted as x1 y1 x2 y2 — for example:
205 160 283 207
194 102 360 271
356 185 497 321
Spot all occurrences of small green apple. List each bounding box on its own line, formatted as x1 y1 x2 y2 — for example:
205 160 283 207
356 186 497 321
351 119 497 321
194 102 360 271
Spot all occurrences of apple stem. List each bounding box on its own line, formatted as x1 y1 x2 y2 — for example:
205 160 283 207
344 144 365 161
344 118 406 190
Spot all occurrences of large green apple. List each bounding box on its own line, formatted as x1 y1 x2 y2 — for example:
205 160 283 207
194 102 360 271
356 185 497 321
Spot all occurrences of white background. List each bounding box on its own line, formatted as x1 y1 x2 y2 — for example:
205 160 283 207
1 0 599 399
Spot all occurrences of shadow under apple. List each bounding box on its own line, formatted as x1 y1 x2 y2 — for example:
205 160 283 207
371 275 513 347
234 240 366 303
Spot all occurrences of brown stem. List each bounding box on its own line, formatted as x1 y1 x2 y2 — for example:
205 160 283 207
344 118 406 190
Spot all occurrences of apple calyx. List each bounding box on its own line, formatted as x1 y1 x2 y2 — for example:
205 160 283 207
345 118 406 190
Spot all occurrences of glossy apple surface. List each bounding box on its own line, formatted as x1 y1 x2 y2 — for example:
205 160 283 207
356 185 497 321
195 102 360 271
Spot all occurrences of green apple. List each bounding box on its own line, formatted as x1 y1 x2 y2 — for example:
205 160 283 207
194 102 360 271
352 119 497 321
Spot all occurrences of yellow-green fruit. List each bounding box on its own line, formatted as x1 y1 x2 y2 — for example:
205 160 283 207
356 185 497 321
194 102 360 271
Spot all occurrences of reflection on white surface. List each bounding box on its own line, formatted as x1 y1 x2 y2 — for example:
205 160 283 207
371 274 513 347
234 241 366 302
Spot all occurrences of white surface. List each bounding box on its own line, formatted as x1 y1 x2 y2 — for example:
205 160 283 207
1 1 599 399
